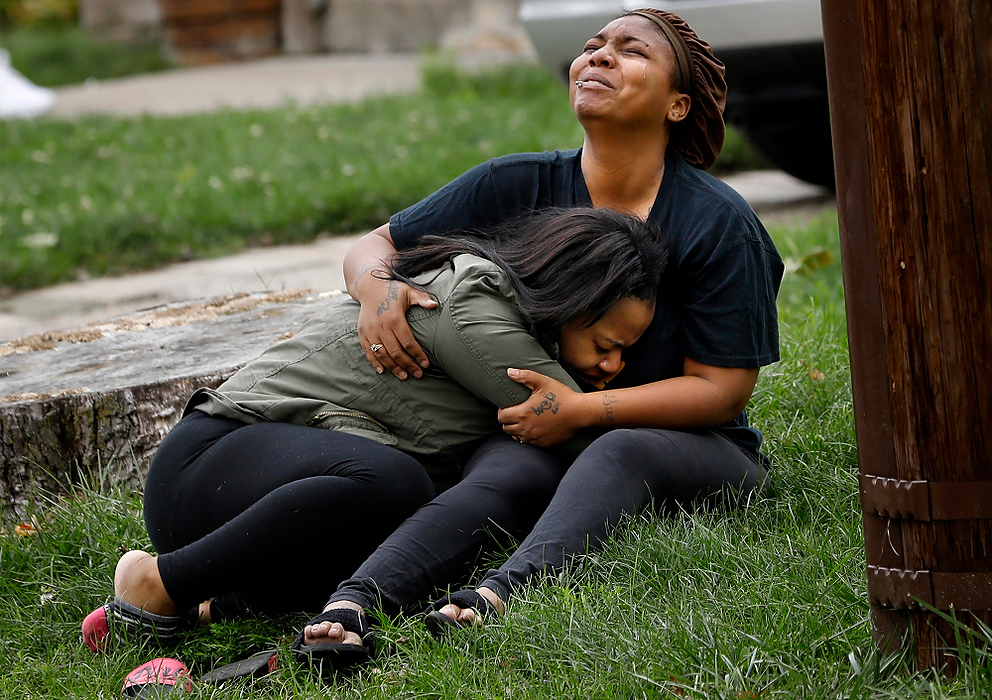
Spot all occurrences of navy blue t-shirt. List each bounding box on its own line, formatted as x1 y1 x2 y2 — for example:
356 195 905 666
390 149 784 456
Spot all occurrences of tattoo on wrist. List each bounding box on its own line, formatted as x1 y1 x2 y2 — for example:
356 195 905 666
601 393 618 422
376 281 399 317
531 391 561 417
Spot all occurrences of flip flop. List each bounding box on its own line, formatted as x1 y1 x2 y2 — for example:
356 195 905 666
83 598 196 652
292 608 375 673
121 657 191 698
425 589 497 639
199 648 279 686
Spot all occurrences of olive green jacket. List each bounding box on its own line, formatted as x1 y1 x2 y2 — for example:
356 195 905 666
186 255 583 487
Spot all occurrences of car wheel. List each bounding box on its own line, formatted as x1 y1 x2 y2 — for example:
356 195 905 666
737 95 836 190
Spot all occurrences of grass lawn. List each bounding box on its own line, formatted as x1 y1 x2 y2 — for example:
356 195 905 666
0 62 766 294
0 25 174 88
3 211 991 698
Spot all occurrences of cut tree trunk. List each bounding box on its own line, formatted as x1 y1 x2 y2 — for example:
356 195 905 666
0 289 341 523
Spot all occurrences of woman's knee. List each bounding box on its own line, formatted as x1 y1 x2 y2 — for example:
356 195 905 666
569 428 710 502
578 429 665 477
578 428 765 510
466 442 566 502
372 452 436 511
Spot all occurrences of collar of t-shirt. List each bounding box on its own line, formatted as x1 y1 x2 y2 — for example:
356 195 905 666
571 147 680 225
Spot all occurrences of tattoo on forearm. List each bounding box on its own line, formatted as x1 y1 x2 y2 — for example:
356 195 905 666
601 393 618 422
376 281 399 317
531 392 561 417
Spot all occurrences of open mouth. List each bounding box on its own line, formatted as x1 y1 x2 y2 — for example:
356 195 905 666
576 73 614 89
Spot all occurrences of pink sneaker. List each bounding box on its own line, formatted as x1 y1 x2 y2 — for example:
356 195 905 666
122 657 192 698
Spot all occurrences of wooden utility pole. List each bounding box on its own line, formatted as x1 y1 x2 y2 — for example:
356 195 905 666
821 0 992 669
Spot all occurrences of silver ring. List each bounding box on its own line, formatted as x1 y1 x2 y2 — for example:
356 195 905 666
369 343 384 352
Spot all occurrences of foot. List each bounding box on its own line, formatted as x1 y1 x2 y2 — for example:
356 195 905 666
302 600 366 649
434 586 504 628
196 599 214 624
113 550 180 617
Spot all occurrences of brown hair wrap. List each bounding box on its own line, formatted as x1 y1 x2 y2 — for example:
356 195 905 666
624 9 728 170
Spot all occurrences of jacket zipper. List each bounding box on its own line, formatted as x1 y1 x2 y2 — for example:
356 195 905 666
307 410 390 433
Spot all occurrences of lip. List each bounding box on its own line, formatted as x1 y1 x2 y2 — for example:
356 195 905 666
581 371 607 385
577 72 614 89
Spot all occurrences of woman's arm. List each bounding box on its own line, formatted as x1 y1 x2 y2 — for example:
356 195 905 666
497 358 758 447
344 223 436 379
344 157 527 379
427 261 595 457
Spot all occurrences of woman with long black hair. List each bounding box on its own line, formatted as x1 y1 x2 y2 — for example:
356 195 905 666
82 207 667 655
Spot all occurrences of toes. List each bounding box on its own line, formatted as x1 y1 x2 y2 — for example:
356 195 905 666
304 621 364 648
437 604 460 622
438 604 479 628
457 608 480 627
305 621 343 642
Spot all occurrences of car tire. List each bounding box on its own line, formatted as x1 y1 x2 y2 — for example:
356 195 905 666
737 95 836 190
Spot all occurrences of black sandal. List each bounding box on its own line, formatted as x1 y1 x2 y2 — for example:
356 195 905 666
424 589 497 639
292 608 374 672
200 648 279 686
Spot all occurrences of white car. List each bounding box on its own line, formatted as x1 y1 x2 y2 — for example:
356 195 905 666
519 1 833 188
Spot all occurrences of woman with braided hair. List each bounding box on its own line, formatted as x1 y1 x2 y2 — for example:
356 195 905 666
294 8 784 668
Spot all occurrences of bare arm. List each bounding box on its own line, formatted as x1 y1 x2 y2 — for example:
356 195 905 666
496 357 758 447
343 223 436 379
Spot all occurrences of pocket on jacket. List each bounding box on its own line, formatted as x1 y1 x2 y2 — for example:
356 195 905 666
306 410 398 446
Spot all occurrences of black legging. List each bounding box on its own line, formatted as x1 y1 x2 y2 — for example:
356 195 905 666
479 428 768 601
144 411 567 619
145 411 436 618
329 427 768 613
329 433 571 613
146 413 766 620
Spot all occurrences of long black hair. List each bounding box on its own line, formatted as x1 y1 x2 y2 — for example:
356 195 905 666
387 207 668 340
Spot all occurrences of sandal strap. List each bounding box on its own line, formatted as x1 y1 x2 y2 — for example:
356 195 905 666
292 607 375 655
432 589 496 621
303 608 371 639
109 598 192 643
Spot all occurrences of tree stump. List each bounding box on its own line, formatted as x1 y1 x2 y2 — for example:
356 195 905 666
0 289 342 523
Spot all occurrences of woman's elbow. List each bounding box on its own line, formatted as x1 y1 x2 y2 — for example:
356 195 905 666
709 369 759 423
721 391 753 423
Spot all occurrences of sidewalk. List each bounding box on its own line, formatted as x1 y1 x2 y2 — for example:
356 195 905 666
50 53 423 118
1 56 834 342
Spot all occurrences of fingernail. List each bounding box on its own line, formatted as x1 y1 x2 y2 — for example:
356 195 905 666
376 366 383 374
398 371 407 380
508 368 520 377
420 360 430 368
